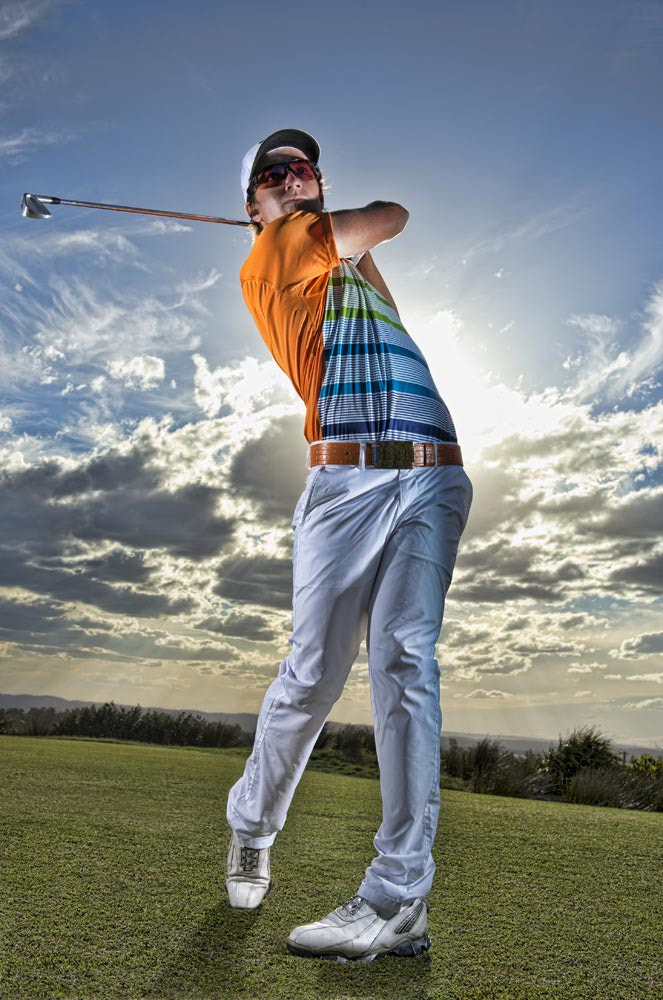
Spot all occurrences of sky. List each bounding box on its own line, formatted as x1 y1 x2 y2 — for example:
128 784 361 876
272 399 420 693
0 0 662 746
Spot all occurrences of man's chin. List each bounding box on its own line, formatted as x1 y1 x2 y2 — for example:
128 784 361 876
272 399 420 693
283 199 319 215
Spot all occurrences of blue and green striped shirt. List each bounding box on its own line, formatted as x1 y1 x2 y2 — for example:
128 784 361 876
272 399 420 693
318 261 457 443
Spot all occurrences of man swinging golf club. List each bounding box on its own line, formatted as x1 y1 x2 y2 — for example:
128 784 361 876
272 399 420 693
226 128 472 963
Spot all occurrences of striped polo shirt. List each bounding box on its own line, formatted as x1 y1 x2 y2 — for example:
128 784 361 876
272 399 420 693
240 210 457 445
319 260 457 443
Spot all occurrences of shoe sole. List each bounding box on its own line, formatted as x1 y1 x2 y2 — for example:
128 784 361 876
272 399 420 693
287 934 431 964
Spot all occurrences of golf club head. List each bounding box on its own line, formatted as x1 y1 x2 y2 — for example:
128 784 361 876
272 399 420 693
21 193 51 219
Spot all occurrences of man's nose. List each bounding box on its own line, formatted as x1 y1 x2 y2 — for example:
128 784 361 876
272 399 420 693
284 166 301 189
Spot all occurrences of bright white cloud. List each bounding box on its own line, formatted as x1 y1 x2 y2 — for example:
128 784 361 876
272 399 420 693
192 354 295 421
565 282 663 401
624 698 663 710
107 355 165 390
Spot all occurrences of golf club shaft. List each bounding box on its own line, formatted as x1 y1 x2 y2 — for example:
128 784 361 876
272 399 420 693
27 194 249 227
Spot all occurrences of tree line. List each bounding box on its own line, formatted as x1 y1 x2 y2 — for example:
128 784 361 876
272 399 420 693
2 706 661 811
0 703 252 748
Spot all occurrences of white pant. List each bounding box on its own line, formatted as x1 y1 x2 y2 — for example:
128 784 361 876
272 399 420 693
227 462 472 914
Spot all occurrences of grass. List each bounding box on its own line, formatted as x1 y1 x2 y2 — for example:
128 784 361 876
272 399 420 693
0 737 661 1000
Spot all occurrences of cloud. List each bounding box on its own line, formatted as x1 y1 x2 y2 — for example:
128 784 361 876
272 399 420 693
624 698 663 710
35 229 141 263
214 555 293 610
0 441 237 625
465 689 511 699
192 355 293 420
230 414 308 520
0 552 191 619
107 355 166 390
0 1 48 40
0 128 74 164
610 551 663 596
627 673 663 685
415 195 597 285
611 631 663 660
196 611 278 643
563 281 663 402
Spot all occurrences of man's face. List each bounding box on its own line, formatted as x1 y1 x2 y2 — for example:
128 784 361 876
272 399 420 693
246 146 323 226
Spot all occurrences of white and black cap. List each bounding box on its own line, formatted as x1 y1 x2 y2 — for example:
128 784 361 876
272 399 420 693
241 129 320 203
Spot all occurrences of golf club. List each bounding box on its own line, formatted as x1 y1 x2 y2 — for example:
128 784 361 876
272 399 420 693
21 192 249 227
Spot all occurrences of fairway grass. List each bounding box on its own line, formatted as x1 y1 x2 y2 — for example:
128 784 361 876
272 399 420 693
1 737 661 1000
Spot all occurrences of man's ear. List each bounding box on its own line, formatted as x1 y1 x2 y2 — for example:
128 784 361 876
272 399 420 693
246 201 261 225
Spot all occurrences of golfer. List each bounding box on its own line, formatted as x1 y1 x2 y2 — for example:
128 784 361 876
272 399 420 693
226 129 472 963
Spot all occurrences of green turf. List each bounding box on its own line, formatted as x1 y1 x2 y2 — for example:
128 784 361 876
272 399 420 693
0 737 661 1000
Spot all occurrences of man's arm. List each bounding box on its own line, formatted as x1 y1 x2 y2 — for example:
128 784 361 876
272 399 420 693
330 201 408 258
355 252 400 316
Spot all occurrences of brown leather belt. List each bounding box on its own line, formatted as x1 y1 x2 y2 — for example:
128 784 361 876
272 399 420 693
309 441 463 469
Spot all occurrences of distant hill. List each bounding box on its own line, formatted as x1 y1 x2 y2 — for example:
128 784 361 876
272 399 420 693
1 692 659 760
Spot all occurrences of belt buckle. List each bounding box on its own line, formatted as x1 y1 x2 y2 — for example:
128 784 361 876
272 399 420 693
372 441 414 469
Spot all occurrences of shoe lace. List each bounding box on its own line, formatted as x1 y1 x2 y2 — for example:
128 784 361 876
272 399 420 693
340 894 365 917
240 846 260 873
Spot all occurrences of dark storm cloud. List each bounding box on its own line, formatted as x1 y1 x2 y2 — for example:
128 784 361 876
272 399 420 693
44 549 152 585
0 548 192 617
0 444 235 560
460 465 532 540
0 442 236 624
0 596 68 637
453 580 566 603
455 535 585 604
610 552 663 595
76 481 234 559
52 448 159 496
0 597 117 655
586 490 663 540
230 415 308 521
196 611 278 642
214 555 293 610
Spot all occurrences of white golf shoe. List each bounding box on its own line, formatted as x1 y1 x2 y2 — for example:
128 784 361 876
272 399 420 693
287 894 431 963
225 831 271 909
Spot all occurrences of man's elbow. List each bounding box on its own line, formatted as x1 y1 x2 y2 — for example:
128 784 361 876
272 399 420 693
390 204 409 238
369 201 409 237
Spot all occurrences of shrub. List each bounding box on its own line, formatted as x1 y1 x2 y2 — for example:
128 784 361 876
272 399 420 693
442 738 474 780
630 753 663 780
538 727 620 796
564 765 663 812
470 738 506 793
334 725 375 761
491 751 540 798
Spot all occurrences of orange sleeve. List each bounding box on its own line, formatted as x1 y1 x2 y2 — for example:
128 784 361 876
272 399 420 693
240 210 339 289
239 211 340 444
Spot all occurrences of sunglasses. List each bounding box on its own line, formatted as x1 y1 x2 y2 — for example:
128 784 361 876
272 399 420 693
250 158 320 192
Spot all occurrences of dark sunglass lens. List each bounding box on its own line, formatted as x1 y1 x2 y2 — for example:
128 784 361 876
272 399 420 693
290 161 316 180
256 164 289 188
